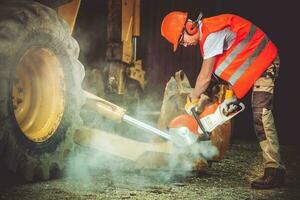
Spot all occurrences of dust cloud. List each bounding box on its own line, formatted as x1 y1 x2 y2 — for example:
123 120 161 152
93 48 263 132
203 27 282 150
65 25 220 187
66 79 219 188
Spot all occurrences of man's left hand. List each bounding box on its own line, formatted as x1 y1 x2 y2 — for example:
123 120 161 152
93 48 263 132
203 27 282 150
185 96 200 115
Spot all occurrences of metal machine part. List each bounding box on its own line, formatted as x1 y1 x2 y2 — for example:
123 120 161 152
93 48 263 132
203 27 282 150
13 47 65 142
84 91 199 147
0 0 84 181
106 0 145 96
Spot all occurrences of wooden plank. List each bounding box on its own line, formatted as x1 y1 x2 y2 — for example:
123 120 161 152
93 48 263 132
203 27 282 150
74 127 174 161
74 127 209 171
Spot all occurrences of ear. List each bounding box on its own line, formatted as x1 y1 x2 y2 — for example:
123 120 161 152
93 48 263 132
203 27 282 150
185 21 198 35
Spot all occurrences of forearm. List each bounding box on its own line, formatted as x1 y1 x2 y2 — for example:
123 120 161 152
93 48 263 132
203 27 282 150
190 75 211 99
190 56 215 99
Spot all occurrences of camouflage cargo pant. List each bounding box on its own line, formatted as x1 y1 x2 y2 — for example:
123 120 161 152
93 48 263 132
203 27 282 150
252 56 284 169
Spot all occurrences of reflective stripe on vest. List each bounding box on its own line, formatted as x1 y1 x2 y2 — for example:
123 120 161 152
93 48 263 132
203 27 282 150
214 24 270 86
229 35 269 85
215 25 257 76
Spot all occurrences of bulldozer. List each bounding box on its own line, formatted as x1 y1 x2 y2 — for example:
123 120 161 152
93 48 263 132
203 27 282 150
0 0 232 182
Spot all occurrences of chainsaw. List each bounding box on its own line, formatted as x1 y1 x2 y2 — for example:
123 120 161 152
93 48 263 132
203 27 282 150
168 96 245 146
84 90 244 148
116 93 244 147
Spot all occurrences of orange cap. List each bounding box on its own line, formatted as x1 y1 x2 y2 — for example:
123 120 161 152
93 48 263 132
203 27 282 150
161 11 188 51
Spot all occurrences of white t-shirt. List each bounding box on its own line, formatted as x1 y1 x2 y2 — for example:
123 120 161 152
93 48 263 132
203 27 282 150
199 22 236 59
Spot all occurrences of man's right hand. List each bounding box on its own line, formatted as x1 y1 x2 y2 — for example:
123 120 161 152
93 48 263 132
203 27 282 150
185 96 200 115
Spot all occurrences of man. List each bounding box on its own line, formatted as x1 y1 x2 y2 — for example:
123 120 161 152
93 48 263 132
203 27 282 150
161 11 285 189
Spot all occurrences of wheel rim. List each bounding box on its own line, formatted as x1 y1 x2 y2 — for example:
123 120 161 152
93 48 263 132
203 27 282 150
12 47 65 143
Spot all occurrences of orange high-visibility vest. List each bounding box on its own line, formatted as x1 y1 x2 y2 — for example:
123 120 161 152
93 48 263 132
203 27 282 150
199 14 278 99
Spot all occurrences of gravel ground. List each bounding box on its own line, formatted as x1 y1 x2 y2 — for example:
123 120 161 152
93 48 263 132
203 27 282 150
1 139 299 200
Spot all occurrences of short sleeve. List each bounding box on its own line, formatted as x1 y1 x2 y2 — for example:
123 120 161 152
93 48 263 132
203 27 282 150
203 28 236 59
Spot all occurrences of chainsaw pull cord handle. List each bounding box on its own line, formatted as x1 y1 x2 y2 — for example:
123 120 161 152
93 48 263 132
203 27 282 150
191 107 210 140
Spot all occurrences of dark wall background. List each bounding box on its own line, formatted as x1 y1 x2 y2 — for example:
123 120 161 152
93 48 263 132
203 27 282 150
74 0 299 145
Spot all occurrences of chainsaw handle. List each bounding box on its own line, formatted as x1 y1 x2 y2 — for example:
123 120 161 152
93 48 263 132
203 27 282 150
191 107 210 140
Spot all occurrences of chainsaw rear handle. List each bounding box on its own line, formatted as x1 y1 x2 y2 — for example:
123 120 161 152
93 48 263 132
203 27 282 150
224 101 241 116
191 107 210 140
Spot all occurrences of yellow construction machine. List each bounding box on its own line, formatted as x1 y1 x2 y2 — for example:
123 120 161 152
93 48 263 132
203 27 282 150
0 0 232 182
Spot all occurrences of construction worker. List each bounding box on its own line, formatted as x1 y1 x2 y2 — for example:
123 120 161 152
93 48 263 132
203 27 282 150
161 11 285 189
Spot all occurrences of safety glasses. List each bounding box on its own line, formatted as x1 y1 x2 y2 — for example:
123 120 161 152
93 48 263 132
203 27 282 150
178 31 185 45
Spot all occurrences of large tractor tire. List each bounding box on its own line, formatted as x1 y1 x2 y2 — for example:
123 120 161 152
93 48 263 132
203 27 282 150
0 0 85 181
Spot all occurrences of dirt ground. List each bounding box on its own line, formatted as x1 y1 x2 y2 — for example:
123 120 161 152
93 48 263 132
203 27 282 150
0 138 299 200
